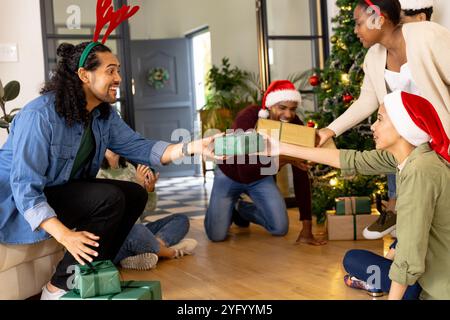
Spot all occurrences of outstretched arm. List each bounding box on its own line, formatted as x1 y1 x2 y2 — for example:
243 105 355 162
160 134 222 165
280 142 342 169
277 142 397 176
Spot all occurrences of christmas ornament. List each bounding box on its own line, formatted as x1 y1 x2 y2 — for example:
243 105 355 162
343 93 354 104
340 73 350 86
330 36 338 44
309 75 320 87
307 120 316 128
321 81 331 91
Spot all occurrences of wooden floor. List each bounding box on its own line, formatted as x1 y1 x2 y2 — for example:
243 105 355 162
120 209 394 300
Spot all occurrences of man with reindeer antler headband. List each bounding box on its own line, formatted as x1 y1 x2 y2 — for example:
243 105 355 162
0 0 221 300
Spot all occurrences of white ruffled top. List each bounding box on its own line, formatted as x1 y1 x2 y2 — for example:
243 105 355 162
384 63 421 95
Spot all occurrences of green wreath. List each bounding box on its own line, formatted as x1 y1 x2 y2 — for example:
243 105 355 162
147 67 170 90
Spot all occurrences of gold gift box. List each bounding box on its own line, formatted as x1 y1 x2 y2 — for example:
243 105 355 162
256 119 336 149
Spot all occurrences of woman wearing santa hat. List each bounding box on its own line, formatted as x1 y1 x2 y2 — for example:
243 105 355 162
400 0 434 23
317 0 447 240
267 90 450 300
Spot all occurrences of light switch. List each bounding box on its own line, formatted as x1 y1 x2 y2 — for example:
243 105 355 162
0 44 18 62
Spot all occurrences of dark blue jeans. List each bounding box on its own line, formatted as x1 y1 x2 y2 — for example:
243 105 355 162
205 168 288 242
114 214 189 263
343 247 422 300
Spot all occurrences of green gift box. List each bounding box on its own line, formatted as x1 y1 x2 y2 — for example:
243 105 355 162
215 132 265 156
61 281 162 300
335 196 372 215
74 260 122 299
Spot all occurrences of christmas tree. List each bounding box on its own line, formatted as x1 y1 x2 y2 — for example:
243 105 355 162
308 0 386 223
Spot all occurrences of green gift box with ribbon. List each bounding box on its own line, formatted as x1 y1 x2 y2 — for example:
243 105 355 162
215 132 265 156
74 260 122 299
61 281 162 300
335 196 372 215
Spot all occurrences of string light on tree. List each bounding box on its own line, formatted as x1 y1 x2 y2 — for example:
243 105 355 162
321 81 331 91
329 177 339 187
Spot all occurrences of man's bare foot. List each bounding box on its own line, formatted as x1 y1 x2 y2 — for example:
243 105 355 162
296 233 327 246
296 221 327 246
296 231 327 246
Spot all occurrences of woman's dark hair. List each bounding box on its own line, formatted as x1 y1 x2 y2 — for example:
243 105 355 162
101 155 128 170
357 0 402 26
40 42 112 127
403 7 433 21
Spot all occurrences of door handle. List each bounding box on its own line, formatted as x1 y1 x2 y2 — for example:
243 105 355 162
132 78 136 96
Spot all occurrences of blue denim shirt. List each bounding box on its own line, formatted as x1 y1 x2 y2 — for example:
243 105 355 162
0 93 170 244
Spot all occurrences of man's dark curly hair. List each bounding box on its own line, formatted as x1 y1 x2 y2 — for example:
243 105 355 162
40 42 112 127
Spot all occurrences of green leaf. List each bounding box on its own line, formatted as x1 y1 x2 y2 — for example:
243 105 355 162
3 81 20 102
0 79 4 100
0 118 9 129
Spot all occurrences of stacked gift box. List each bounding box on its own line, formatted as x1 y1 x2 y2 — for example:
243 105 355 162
327 196 380 241
60 260 162 300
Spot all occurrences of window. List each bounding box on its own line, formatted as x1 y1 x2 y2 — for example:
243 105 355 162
40 0 135 127
256 0 329 112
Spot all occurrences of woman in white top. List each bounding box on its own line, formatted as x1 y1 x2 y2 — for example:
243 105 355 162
318 0 450 152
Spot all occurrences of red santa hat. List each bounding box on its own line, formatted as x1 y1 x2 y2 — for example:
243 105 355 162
259 80 302 119
400 0 434 10
384 90 450 162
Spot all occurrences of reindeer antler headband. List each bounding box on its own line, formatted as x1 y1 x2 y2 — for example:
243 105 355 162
78 0 140 69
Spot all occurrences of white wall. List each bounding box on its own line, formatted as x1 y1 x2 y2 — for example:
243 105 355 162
0 0 45 146
433 0 450 29
129 0 259 76
326 0 450 33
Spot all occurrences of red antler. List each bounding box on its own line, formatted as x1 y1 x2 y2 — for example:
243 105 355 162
93 0 140 44
101 4 140 44
93 0 113 43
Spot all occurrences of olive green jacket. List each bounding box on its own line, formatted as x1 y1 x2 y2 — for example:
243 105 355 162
340 144 450 300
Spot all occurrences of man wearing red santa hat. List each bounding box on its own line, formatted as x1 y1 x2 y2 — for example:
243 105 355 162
270 90 449 300
205 80 326 246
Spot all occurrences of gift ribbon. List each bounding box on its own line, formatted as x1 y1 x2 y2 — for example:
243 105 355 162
103 282 154 300
337 197 357 214
77 260 115 297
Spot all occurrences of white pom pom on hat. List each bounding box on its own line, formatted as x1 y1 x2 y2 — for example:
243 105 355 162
399 0 434 10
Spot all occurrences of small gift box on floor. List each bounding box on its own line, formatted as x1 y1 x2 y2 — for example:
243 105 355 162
74 260 122 299
61 281 162 300
214 132 265 156
327 209 380 241
335 196 372 215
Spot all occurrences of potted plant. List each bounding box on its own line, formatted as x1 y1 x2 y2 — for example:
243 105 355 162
0 79 21 134
200 58 257 133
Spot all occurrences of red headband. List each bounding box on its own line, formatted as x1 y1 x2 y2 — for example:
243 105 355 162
364 0 384 17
